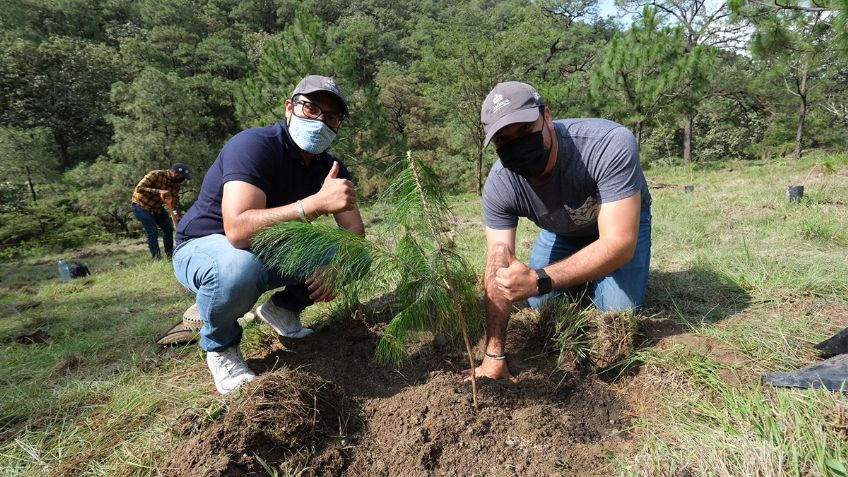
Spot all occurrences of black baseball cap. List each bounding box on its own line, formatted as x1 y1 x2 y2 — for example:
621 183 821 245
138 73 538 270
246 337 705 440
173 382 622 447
170 163 191 180
481 81 545 147
291 75 350 117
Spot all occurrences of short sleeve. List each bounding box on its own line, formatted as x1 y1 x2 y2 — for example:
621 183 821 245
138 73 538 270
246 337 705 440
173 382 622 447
482 166 519 230
219 131 277 195
592 127 641 204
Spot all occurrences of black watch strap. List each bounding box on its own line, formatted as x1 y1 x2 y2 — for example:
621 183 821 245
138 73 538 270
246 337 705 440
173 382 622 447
535 268 552 295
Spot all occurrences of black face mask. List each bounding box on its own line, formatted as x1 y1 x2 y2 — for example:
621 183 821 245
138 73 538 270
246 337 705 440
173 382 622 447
496 129 549 178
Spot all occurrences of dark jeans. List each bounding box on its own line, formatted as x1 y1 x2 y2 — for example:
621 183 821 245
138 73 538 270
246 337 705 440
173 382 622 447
132 203 173 259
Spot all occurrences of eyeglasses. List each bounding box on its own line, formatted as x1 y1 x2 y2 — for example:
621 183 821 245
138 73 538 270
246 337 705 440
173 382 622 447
292 97 344 130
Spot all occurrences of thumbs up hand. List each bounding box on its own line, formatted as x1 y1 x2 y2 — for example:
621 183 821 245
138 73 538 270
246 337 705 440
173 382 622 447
309 161 357 216
494 252 539 302
326 160 339 179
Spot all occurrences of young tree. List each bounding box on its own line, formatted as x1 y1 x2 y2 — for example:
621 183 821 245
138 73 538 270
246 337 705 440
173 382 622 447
252 152 484 406
66 158 138 235
412 1 553 194
107 67 215 173
235 10 355 128
618 0 743 163
590 7 691 146
0 127 58 206
732 1 840 158
375 61 436 151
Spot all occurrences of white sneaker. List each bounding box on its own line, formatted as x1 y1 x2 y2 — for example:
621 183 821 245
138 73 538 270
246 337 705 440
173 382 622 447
206 344 256 394
256 300 314 338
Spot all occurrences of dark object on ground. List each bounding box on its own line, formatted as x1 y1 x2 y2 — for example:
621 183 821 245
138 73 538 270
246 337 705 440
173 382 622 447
763 355 848 391
69 261 90 278
814 327 848 358
787 185 804 202
14 330 52 345
683 185 694 193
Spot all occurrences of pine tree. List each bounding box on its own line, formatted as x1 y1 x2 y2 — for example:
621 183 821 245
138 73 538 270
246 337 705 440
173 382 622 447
590 7 689 147
252 151 484 407
732 0 839 159
618 0 742 164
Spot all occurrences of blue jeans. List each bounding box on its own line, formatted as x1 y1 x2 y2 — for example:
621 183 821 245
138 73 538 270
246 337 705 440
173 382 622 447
172 234 317 352
528 205 651 311
132 203 173 259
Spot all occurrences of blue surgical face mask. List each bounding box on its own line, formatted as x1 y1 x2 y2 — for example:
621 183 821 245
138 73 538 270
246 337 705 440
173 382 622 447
287 114 337 154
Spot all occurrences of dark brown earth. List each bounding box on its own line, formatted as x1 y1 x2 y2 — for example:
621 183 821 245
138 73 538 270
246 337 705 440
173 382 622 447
160 305 634 477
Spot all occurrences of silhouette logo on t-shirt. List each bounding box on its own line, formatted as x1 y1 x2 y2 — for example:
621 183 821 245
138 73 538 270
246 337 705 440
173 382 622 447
565 195 599 227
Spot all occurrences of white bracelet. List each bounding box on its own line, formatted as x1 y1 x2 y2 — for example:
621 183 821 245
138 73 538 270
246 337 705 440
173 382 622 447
296 200 310 223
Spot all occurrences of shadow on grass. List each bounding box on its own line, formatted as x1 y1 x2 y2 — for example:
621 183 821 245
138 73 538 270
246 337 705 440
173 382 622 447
641 265 752 342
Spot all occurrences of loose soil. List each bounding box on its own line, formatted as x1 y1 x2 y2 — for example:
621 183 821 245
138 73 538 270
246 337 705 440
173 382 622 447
160 305 635 477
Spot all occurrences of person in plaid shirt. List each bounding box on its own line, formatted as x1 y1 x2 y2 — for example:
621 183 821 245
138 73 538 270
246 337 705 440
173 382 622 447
131 163 191 259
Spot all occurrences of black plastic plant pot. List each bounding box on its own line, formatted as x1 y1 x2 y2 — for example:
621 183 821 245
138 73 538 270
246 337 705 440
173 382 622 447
787 185 804 202
683 185 694 194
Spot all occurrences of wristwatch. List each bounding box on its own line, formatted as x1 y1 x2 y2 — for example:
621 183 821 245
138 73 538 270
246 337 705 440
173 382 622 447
535 268 552 295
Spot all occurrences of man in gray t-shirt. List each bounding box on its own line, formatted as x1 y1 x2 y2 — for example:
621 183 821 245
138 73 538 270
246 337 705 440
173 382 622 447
471 81 652 382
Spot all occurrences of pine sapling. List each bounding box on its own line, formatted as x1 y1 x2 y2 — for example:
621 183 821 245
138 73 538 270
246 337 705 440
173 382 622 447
251 151 483 407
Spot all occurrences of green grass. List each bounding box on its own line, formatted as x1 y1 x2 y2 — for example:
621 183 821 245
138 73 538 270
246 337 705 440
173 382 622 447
0 243 219 476
618 349 847 477
2 153 848 475
618 152 848 476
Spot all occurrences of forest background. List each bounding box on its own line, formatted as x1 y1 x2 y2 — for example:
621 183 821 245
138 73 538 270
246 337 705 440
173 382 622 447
1 0 847 257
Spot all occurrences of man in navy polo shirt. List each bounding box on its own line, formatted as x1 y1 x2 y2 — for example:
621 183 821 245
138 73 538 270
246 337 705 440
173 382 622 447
173 75 364 394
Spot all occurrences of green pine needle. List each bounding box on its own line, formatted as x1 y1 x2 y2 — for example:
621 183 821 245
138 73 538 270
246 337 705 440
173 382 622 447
251 152 482 367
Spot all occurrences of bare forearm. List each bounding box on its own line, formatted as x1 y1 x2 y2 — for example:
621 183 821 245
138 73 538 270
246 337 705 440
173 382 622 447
483 284 511 355
545 238 635 290
225 203 300 248
483 245 512 354
225 196 324 248
334 208 365 236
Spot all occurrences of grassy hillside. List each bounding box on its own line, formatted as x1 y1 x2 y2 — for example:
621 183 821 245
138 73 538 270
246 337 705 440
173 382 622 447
2 154 847 476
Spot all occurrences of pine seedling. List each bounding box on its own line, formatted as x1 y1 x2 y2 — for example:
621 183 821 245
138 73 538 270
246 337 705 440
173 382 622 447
252 151 483 407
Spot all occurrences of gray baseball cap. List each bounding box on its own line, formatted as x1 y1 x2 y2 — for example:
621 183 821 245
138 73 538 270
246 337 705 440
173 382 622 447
481 81 545 147
292 75 349 117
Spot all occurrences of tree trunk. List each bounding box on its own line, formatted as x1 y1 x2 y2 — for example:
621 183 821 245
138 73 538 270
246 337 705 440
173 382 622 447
55 133 72 169
476 143 483 196
635 121 643 149
109 211 130 235
794 55 811 160
794 93 807 160
683 113 693 165
25 166 37 203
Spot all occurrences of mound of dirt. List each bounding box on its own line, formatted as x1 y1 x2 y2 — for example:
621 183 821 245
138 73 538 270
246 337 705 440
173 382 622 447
159 369 357 476
347 370 629 476
160 299 635 476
